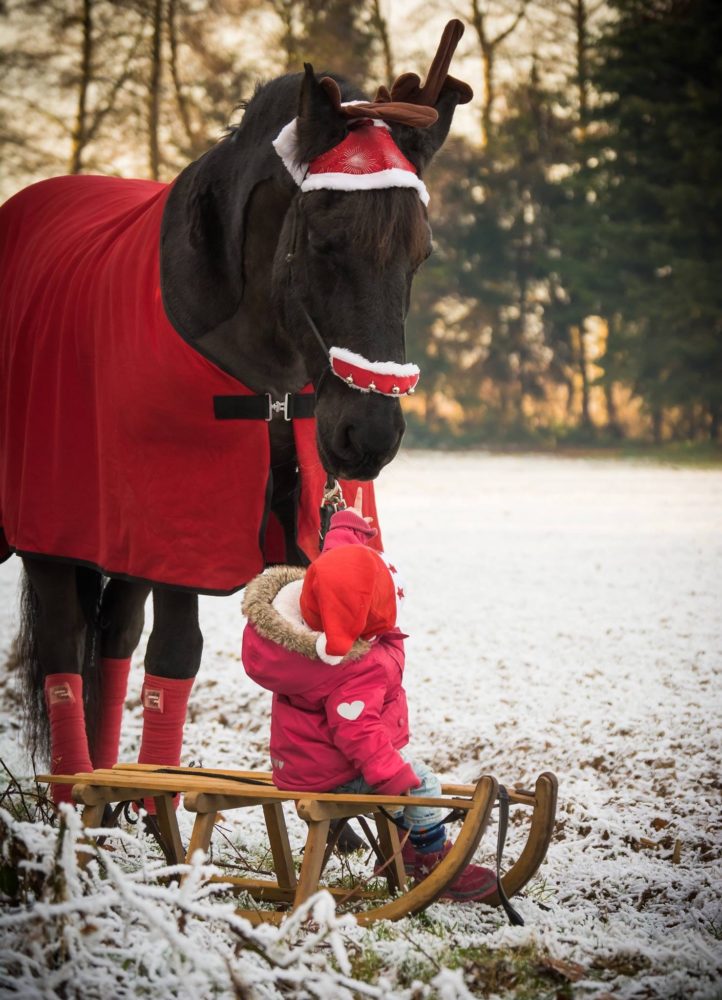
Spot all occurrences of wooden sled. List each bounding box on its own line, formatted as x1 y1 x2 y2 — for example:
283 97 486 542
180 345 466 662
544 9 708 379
39 764 557 926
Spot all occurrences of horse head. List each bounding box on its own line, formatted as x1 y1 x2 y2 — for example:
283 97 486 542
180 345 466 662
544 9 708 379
272 28 472 480
161 21 471 483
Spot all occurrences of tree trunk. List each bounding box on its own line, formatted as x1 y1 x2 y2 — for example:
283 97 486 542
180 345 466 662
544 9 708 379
148 0 163 181
370 0 394 83
482 48 494 150
575 0 589 135
710 402 721 443
470 0 527 151
69 0 93 174
604 382 623 439
274 0 299 71
167 0 194 149
571 324 592 430
579 337 591 430
651 405 663 445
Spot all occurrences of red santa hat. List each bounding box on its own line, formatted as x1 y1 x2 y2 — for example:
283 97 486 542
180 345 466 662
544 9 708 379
300 545 398 664
273 115 430 206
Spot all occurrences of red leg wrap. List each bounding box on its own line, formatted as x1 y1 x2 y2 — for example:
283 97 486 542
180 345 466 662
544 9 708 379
93 656 132 770
137 674 194 813
44 673 93 805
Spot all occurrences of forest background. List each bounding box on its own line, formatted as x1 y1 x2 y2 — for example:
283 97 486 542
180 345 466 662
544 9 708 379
1 0 720 450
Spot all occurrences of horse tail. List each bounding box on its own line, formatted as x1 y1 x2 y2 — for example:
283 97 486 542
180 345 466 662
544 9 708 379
17 565 104 768
17 569 46 766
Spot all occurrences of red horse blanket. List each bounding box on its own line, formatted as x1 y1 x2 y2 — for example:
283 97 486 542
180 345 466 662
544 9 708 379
0 176 378 593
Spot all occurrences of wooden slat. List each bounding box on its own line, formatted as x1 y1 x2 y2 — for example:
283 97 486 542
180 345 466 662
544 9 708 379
293 819 330 908
210 876 386 904
263 803 297 890
184 793 280 813
113 763 275 784
374 813 407 894
154 795 186 865
443 782 535 806
296 798 380 822
235 909 285 926
40 770 475 811
185 811 217 863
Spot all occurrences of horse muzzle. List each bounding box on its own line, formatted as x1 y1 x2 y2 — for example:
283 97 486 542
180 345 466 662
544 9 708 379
315 384 405 481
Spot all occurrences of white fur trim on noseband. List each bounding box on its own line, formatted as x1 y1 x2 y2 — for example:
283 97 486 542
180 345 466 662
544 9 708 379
330 347 420 379
316 633 343 665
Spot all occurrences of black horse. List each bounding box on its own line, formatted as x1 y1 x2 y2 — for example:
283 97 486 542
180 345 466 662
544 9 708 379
0 24 471 802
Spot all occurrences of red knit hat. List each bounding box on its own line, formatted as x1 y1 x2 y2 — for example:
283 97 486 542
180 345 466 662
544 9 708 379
300 546 397 663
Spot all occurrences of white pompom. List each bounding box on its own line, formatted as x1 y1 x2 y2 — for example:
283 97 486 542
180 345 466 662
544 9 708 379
316 633 343 665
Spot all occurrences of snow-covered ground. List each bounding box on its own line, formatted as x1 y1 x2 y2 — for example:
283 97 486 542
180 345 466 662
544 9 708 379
1 451 721 998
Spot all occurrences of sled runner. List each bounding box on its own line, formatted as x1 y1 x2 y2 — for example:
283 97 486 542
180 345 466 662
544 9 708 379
40 764 557 926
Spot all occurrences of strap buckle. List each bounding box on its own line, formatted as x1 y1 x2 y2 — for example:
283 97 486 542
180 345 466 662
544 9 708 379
265 393 291 421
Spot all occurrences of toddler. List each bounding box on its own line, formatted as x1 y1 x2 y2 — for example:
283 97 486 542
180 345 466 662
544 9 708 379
241 492 495 902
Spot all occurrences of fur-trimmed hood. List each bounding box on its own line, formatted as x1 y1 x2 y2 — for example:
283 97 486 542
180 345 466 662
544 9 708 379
242 565 370 662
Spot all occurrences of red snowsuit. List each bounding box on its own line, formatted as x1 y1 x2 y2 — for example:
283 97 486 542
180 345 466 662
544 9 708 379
241 511 418 794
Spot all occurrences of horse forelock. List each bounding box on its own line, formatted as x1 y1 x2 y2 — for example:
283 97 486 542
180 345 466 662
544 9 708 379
348 188 429 267
303 187 430 268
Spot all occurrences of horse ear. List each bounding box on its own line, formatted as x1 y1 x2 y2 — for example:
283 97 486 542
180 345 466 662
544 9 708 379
296 63 348 163
391 88 462 177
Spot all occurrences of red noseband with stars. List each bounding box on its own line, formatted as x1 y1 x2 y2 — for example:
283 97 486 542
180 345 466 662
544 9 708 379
330 347 420 397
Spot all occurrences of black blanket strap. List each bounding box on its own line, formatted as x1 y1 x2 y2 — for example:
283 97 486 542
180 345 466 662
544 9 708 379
153 766 272 786
496 786 525 926
213 392 315 421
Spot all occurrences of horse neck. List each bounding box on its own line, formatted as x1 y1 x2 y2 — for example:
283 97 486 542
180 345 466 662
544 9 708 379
161 136 308 396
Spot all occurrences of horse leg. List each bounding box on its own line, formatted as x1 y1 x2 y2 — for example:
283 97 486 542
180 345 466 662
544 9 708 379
137 588 202 810
21 558 93 804
93 579 151 769
269 420 308 566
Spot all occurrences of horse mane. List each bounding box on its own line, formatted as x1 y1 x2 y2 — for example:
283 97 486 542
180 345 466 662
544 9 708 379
224 72 365 143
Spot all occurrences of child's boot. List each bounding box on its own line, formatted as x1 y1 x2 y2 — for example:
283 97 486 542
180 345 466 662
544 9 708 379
405 822 497 902
415 841 497 902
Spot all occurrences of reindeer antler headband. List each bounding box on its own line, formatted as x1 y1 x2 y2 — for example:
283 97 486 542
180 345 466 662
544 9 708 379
318 18 473 129
273 19 473 205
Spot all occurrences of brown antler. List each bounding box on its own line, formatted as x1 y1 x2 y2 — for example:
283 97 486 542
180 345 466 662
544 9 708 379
383 19 473 108
319 18 472 131
319 76 438 129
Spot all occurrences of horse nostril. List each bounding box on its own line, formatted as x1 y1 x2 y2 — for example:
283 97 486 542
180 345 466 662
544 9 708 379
344 420 401 460
346 425 362 455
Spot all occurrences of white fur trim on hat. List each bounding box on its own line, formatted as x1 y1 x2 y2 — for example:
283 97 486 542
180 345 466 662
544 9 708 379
302 167 429 205
272 117 430 205
272 120 307 185
315 633 343 665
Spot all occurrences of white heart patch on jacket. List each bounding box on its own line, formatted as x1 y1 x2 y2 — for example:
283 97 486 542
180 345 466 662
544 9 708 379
337 700 365 721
